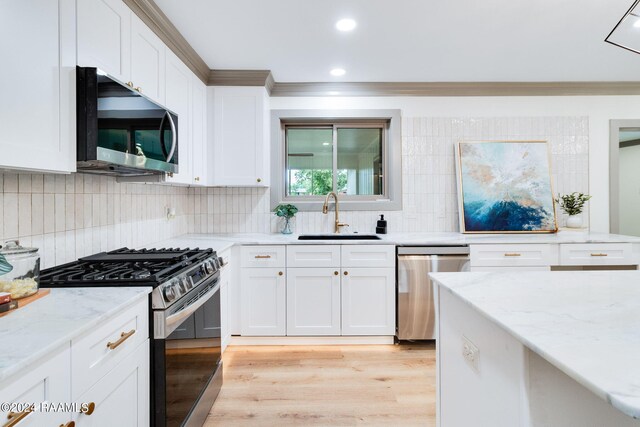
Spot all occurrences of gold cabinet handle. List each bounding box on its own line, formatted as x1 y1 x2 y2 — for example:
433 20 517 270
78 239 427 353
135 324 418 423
256 178 262 183
343 271 349 276
59 422 75 427
126 81 134 87
590 253 608 257
107 329 135 350
254 255 271 259
334 271 339 275
167 172 174 178
194 177 200 182
278 271 284 276
504 253 522 257
134 87 142 93
4 407 33 427
82 402 96 416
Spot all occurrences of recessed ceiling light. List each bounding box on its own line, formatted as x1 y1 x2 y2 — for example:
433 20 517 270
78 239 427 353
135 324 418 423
336 18 357 32
322 142 331 146
330 68 346 77
328 91 341 96
634 18 640 28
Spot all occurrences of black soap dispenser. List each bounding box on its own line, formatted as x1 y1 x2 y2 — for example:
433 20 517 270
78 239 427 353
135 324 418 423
376 215 387 234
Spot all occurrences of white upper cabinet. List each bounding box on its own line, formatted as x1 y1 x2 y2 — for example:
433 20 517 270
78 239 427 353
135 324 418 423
164 51 192 185
130 13 165 105
77 0 131 83
191 77 207 185
209 86 270 187
0 0 76 173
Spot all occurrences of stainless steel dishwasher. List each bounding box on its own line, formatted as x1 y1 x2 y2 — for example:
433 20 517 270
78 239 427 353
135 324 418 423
397 246 470 340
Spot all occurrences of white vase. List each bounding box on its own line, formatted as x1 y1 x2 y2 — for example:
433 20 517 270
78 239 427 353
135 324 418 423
566 214 583 229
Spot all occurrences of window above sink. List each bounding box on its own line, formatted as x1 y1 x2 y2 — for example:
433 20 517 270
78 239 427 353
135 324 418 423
271 109 402 212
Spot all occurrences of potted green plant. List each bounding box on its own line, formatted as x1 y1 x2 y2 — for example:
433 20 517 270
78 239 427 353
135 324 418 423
555 192 591 228
274 204 299 234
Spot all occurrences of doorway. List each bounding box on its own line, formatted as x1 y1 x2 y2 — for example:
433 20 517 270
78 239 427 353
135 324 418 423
610 120 640 236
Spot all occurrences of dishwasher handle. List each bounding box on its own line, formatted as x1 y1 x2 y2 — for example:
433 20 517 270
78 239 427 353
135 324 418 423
397 246 469 256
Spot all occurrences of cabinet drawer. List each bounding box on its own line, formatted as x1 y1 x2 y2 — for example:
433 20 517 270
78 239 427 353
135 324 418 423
341 245 395 268
287 245 340 268
241 246 285 268
559 243 635 266
74 340 149 427
470 244 557 267
71 298 148 400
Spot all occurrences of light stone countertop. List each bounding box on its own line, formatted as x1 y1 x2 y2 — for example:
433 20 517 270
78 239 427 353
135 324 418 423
146 231 640 252
0 287 151 384
430 270 640 419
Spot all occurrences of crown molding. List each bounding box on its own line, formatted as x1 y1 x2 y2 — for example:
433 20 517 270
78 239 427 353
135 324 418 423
270 81 640 97
123 0 210 83
208 70 275 92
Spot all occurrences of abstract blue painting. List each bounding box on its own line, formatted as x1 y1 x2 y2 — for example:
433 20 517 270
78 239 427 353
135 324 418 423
456 141 557 233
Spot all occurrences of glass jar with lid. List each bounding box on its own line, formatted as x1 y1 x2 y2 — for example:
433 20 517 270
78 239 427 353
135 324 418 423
0 240 40 299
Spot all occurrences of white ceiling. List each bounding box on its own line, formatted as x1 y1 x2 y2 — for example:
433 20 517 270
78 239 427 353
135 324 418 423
154 0 640 82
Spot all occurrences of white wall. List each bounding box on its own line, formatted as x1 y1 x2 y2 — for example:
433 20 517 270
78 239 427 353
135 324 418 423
271 95 640 233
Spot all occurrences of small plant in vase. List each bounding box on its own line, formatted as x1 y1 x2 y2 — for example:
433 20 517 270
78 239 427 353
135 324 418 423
555 192 591 229
274 204 298 234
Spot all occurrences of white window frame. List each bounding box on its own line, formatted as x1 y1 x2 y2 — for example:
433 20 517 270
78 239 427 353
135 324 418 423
271 109 402 211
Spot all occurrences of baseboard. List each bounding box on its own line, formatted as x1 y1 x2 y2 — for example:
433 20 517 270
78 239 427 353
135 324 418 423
229 335 395 346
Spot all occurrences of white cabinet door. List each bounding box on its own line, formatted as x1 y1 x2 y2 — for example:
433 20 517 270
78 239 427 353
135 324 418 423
73 341 150 427
210 86 269 187
0 0 75 173
77 0 131 83
240 268 286 336
286 268 341 336
341 268 395 336
164 51 192 185
191 77 207 185
130 13 165 105
0 346 71 426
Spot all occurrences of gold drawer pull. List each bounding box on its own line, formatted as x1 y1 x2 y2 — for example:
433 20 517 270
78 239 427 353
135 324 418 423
107 329 135 350
504 253 522 257
59 422 75 427
4 407 33 427
590 253 608 257
254 255 271 259
82 402 96 416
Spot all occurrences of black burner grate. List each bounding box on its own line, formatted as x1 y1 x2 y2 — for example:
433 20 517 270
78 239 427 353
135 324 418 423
40 247 213 287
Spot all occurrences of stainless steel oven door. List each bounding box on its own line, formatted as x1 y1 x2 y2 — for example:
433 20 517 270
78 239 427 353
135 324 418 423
153 275 222 427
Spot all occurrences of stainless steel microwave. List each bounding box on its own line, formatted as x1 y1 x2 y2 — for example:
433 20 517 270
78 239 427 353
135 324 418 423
76 67 179 176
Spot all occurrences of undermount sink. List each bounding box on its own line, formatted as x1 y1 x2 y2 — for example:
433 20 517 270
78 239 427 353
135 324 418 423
298 234 382 241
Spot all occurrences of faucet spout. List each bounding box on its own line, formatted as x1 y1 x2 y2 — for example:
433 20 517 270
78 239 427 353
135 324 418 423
322 192 349 234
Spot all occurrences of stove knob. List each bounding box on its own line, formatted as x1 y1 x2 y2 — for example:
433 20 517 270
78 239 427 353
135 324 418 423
182 276 192 290
205 260 215 274
201 264 209 276
163 283 177 302
176 278 187 293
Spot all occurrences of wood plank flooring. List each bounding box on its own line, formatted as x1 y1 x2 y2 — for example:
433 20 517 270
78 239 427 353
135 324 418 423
204 343 436 426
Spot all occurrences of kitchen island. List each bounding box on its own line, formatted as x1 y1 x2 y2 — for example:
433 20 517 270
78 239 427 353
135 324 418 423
430 271 640 426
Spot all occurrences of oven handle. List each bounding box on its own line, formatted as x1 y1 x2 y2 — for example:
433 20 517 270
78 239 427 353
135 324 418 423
155 280 220 339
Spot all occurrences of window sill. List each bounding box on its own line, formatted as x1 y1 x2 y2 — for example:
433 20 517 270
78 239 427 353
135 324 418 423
272 198 402 212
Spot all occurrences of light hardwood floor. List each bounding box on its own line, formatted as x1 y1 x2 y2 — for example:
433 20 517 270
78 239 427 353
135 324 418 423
205 343 436 426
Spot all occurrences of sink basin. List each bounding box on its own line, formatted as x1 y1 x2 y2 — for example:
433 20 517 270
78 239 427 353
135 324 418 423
298 234 382 241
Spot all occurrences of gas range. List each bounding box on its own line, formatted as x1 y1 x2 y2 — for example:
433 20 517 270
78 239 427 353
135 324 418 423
40 247 225 427
40 247 223 309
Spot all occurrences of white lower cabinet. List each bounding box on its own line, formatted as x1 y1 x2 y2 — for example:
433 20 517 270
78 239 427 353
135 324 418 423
0 346 71 426
240 267 286 336
73 340 149 427
286 268 341 336
239 245 396 337
0 299 149 427
341 268 396 336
